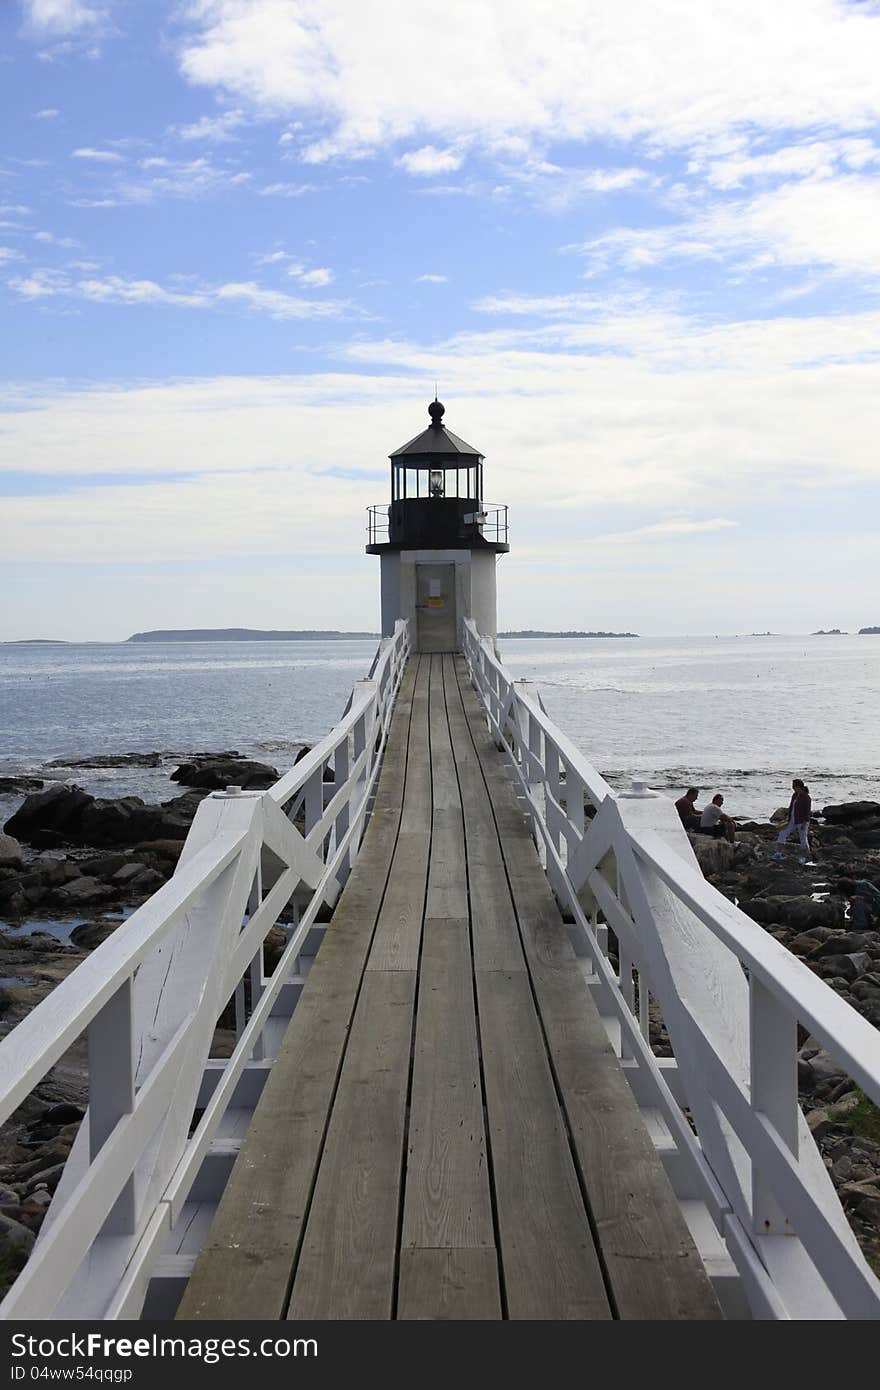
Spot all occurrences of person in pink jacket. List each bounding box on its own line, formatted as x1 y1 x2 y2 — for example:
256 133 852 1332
771 778 812 863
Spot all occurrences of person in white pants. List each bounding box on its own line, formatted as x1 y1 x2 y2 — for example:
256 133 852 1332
772 778 812 862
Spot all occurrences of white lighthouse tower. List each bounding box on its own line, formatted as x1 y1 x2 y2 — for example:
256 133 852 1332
366 399 509 652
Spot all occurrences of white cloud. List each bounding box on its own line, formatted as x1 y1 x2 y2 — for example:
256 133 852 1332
173 109 247 142
416 274 447 284
0 321 877 631
0 248 24 262
572 174 880 281
117 157 252 202
76 276 208 308
7 268 69 297
258 181 316 197
6 269 352 319
499 158 654 210
34 107 61 119
695 136 880 190
68 152 251 205
176 2 880 161
249 254 334 285
72 146 124 163
33 229 79 246
213 279 345 315
0 204 31 217
21 0 103 34
398 146 463 176
596 518 739 543
297 267 333 287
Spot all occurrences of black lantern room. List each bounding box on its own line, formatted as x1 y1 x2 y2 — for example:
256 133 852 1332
366 400 508 554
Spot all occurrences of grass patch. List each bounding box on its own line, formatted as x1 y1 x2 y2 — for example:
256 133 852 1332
839 1089 880 1144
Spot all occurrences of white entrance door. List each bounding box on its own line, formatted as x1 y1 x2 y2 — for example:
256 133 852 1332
415 564 457 652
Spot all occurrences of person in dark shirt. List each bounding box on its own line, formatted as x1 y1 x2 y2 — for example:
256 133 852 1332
675 787 702 832
771 778 812 863
836 878 880 929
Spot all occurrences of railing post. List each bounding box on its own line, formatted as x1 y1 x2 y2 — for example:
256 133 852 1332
618 941 635 1062
249 861 265 1061
351 692 370 857
335 734 351 884
567 768 585 840
305 765 324 842
88 977 136 1235
750 976 798 1235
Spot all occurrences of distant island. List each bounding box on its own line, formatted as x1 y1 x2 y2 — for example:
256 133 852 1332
2 639 70 645
498 629 638 639
812 629 847 635
859 626 880 635
127 628 380 643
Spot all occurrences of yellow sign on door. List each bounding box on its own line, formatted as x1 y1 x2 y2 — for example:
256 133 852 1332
427 596 445 608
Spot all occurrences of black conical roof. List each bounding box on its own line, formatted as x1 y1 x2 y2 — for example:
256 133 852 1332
390 400 483 461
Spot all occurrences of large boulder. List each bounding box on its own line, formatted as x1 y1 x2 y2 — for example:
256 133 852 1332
46 753 164 769
4 786 205 851
5 785 92 844
744 895 844 932
53 876 115 909
690 835 736 877
0 834 23 870
152 792 207 840
78 796 152 847
70 919 124 950
0 861 81 914
130 839 183 866
821 801 880 825
817 952 873 982
743 863 815 897
170 758 279 791
0 777 43 795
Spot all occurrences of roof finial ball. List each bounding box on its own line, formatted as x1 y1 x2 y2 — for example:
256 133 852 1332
428 398 445 427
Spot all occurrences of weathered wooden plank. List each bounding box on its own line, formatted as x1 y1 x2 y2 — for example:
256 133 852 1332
443 657 524 973
367 657 431 971
365 831 429 972
287 969 416 1320
509 869 721 1318
427 654 460 814
475 968 612 1320
176 663 417 1321
402 921 494 1253
425 655 469 922
399 652 432 833
397 1249 502 1321
425 818 469 921
455 658 722 1321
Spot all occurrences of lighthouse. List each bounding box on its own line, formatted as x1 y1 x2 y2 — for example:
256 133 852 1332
366 400 509 652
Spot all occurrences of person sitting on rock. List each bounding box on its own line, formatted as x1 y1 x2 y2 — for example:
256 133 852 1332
771 778 812 863
700 793 736 844
674 787 702 832
836 877 880 929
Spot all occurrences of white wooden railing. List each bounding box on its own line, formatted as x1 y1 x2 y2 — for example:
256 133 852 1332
462 619 880 1321
0 620 411 1321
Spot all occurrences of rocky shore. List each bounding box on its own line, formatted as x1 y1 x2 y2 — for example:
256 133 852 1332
679 798 880 1275
1 766 879 1296
0 750 285 1296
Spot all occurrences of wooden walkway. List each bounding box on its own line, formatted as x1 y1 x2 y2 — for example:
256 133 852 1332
178 655 720 1321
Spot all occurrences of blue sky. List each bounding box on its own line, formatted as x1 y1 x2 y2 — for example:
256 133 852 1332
2 0 880 639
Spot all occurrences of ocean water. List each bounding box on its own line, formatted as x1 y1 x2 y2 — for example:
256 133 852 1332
0 634 878 823
500 634 880 818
